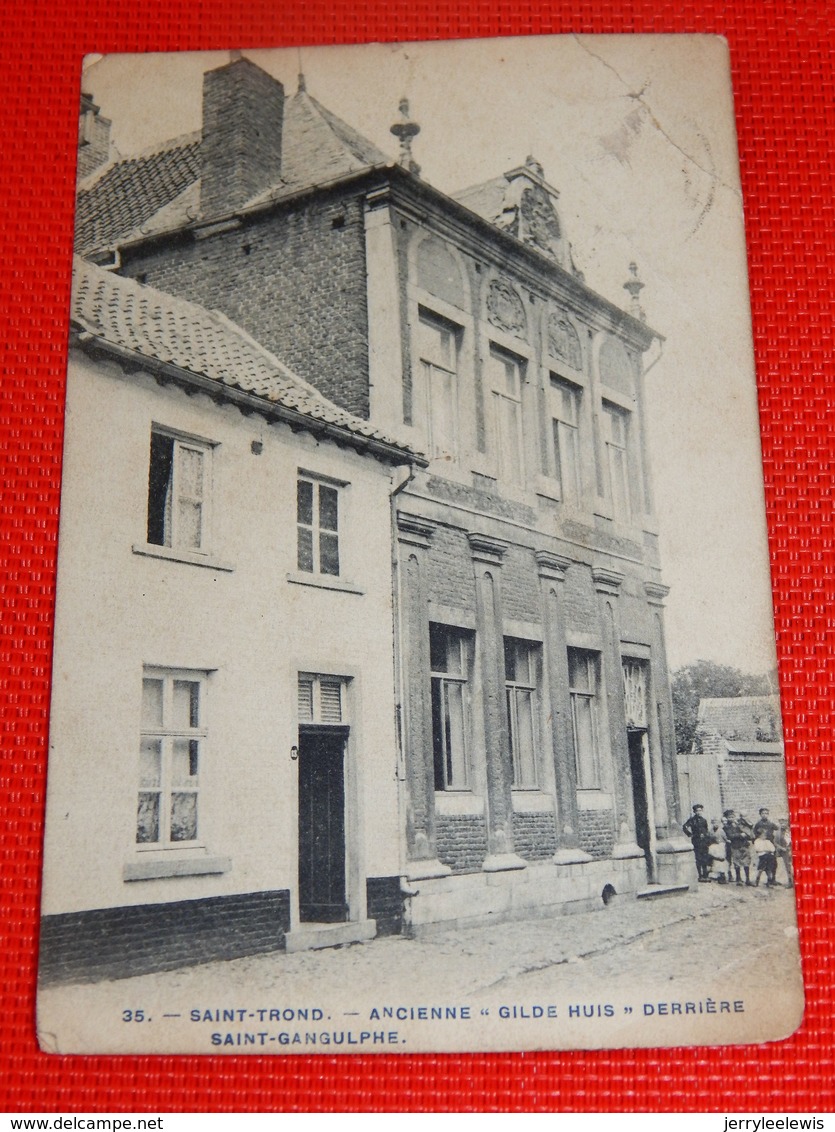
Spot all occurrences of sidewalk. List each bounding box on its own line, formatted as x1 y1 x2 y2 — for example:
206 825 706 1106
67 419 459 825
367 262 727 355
71 878 797 1000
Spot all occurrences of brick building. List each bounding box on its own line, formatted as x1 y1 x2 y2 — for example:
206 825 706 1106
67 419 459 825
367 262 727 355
51 52 693 973
678 696 787 825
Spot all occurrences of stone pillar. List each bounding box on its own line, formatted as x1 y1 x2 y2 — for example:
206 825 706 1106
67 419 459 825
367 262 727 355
592 566 642 860
468 533 526 873
535 552 591 864
397 512 450 881
645 582 692 881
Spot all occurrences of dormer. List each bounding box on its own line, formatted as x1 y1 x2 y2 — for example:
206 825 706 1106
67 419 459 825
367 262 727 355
455 156 583 277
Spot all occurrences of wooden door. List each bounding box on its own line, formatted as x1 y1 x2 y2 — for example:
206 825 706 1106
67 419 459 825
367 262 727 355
298 726 348 923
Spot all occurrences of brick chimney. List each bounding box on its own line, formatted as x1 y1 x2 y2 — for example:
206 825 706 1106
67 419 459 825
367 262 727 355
201 55 285 219
77 93 112 181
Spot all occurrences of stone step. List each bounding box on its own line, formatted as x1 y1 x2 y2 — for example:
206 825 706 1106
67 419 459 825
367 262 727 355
284 919 376 953
636 883 691 900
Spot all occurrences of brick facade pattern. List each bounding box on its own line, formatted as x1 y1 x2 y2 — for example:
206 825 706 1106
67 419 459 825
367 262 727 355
501 544 540 622
436 814 488 873
577 808 616 859
39 890 291 985
365 876 403 937
425 524 475 610
719 755 790 819
122 188 371 418
512 810 558 860
564 563 598 634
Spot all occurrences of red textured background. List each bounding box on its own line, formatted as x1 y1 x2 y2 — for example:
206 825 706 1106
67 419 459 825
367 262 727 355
1 0 832 1113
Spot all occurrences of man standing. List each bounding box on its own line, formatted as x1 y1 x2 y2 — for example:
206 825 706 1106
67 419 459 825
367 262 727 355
683 803 712 882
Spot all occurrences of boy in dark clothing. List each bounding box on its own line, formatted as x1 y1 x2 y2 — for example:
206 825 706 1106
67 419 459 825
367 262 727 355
683 804 712 881
723 809 753 886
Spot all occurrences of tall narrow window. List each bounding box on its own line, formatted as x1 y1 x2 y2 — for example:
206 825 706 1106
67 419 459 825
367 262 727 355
297 476 340 577
603 403 630 520
138 669 205 847
551 376 582 504
568 649 601 789
430 623 473 791
147 430 210 551
505 638 539 788
487 345 525 485
418 312 459 461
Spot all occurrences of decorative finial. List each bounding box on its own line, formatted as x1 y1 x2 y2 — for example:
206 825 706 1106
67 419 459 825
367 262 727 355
229 50 243 63
390 97 421 176
297 72 306 93
525 155 544 179
623 261 646 322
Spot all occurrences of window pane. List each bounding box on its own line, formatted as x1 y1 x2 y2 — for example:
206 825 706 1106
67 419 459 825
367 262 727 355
318 485 338 532
178 446 204 499
569 651 591 692
177 500 203 549
139 738 161 786
563 424 580 500
552 419 563 493
147 432 174 546
141 679 163 729
172 680 200 729
297 479 313 526
136 792 160 843
319 532 340 576
172 738 199 786
428 365 457 459
170 792 198 842
574 696 597 787
429 623 447 672
445 634 462 676
431 677 445 790
516 688 537 787
297 526 314 572
496 393 522 483
444 681 467 788
504 639 516 681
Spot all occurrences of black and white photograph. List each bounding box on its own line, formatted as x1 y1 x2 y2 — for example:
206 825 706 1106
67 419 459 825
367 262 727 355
37 35 803 1054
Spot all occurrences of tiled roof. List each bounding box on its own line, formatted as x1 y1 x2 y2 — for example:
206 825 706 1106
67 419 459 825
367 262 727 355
453 176 510 225
71 257 418 460
75 90 391 255
696 696 783 744
75 134 201 256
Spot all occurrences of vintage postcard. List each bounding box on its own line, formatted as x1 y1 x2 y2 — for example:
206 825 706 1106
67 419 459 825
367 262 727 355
37 35 803 1054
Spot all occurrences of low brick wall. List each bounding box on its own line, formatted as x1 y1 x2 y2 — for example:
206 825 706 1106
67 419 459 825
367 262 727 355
512 810 558 860
39 890 291 985
436 814 488 873
578 809 616 859
366 876 403 937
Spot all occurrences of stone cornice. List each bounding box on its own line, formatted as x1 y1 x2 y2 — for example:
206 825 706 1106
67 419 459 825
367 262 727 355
396 511 437 549
591 565 625 596
644 581 671 606
535 551 573 582
467 532 509 567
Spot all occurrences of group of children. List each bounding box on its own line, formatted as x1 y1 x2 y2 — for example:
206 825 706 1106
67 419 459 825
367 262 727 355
683 804 794 889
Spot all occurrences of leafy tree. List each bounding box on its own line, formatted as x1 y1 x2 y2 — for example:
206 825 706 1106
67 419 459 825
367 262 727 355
670 660 777 755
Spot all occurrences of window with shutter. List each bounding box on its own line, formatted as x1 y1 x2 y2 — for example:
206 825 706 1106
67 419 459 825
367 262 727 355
297 674 348 725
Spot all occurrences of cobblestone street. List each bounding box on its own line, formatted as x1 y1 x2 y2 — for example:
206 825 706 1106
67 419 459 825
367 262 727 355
128 879 801 1000
39 878 804 1054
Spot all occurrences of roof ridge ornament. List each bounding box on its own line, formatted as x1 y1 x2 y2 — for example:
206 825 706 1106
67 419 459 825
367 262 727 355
390 98 421 176
624 261 646 322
